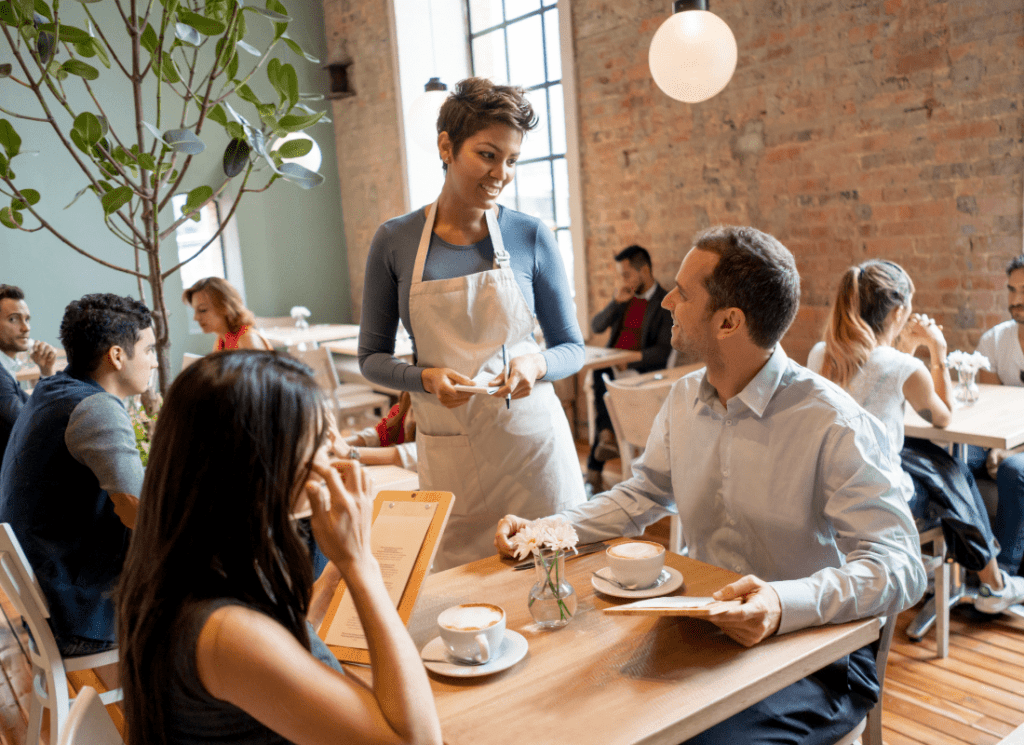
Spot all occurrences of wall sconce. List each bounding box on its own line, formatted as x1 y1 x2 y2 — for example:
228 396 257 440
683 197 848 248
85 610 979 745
408 77 449 152
648 0 737 103
324 61 355 100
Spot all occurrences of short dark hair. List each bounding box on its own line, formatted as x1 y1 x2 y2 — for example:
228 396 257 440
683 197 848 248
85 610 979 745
436 77 538 172
693 226 800 349
614 245 652 271
0 285 25 303
1007 255 1024 275
59 293 152 374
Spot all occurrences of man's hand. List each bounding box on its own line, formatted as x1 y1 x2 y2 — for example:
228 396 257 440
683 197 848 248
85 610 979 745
30 340 57 377
708 575 782 647
109 492 140 530
613 280 634 304
494 514 533 558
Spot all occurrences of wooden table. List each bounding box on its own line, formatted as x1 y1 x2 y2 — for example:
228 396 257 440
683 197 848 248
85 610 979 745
569 346 645 438
325 335 414 359
260 323 360 349
333 546 879 745
904 383 1024 450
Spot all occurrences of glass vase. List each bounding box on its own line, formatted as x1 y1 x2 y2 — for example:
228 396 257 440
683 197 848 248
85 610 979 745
294 316 310 330
528 549 577 629
953 366 979 405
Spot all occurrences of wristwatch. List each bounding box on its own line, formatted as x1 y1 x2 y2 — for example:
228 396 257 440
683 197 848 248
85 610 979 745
347 446 360 462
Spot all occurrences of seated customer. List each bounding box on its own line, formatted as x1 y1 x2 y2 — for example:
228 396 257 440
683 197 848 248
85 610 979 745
0 284 58 456
117 351 442 745
0 293 156 655
496 226 925 745
342 391 418 470
807 260 1024 613
183 276 271 351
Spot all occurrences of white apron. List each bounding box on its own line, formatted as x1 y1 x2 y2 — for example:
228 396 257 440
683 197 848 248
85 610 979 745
408 203 585 571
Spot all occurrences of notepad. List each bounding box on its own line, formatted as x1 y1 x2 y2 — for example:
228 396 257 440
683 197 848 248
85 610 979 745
603 596 738 616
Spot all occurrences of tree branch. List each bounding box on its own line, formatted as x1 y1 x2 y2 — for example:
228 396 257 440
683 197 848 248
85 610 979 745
82 5 131 78
158 177 232 240
0 106 47 122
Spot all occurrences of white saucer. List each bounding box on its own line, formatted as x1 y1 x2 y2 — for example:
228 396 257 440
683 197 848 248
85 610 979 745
591 566 684 599
420 630 528 677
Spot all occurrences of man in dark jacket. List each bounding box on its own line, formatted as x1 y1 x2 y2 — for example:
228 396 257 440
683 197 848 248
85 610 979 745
586 245 672 493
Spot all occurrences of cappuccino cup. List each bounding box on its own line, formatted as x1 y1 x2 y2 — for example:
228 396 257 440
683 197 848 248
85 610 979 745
437 603 505 664
606 541 666 589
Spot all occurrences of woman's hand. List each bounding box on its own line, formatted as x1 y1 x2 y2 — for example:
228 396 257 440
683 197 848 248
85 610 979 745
306 460 375 573
421 367 475 408
489 353 547 400
902 313 947 358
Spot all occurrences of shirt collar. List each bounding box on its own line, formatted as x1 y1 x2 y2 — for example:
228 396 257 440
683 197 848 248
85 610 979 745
0 353 17 377
693 345 788 418
637 282 658 301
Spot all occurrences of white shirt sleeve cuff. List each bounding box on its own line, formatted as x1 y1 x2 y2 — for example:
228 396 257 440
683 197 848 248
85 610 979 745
771 579 822 636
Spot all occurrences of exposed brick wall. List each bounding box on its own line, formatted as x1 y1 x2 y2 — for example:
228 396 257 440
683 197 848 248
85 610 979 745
322 0 407 320
571 0 1023 363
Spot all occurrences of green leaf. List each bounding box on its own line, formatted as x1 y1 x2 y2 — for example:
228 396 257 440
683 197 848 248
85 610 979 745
177 9 224 36
222 137 249 177
142 120 167 144
163 128 206 154
236 83 260 105
160 54 180 83
0 2 18 25
174 22 201 45
206 103 228 126
73 39 95 57
182 184 213 221
10 187 39 211
14 0 30 20
61 59 99 80
140 23 158 55
68 0 104 3
236 38 258 56
33 0 51 20
137 152 157 171
0 152 11 179
36 30 55 64
100 185 132 215
276 138 311 158
69 127 90 155
38 22 89 43
280 62 298 109
0 63 11 78
277 111 323 132
90 38 110 68
280 33 318 63
0 119 21 158
244 5 287 21
278 162 322 189
224 121 245 140
0 206 23 229
266 57 282 100
72 111 102 145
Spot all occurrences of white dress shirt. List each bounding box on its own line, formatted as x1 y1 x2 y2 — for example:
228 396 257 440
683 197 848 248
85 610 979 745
561 346 926 635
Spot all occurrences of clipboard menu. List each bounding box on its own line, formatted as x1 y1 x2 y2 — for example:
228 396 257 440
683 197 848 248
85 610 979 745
319 490 454 664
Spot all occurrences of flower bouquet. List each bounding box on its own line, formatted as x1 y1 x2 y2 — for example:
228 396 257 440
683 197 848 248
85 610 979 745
946 350 991 405
511 517 580 628
128 398 157 466
290 305 312 330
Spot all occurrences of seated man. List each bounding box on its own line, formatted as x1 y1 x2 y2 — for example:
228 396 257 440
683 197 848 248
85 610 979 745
586 245 672 492
0 293 156 656
973 254 1024 585
496 226 925 745
0 284 58 456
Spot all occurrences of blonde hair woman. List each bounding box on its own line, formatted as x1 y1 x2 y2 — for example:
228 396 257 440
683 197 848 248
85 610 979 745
808 259 1024 613
183 277 271 351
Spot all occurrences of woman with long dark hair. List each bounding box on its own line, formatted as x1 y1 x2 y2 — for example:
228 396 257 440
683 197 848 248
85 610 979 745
117 350 441 745
808 260 1024 613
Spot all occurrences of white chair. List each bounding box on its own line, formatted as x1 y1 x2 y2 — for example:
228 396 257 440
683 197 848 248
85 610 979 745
904 523 966 658
833 615 897 745
0 524 122 745
181 352 203 373
290 346 391 420
57 685 123 745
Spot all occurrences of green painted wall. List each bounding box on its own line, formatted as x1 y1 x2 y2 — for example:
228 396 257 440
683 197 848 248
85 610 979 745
0 2 349 372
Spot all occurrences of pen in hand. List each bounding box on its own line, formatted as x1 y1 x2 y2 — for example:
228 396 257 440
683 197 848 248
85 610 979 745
502 344 510 409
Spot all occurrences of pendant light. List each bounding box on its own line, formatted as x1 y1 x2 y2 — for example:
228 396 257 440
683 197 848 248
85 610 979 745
648 0 737 103
407 0 449 152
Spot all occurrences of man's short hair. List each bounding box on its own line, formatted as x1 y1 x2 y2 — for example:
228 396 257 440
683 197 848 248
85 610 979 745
0 285 25 303
693 226 800 349
1007 255 1024 275
59 294 152 374
614 245 652 271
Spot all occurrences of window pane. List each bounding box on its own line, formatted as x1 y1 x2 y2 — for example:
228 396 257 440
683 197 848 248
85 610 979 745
548 82 566 155
472 29 507 83
543 8 560 81
498 181 518 211
504 0 540 22
556 228 575 296
468 0 502 32
521 88 550 161
172 194 226 289
514 160 554 227
506 15 545 89
553 156 569 228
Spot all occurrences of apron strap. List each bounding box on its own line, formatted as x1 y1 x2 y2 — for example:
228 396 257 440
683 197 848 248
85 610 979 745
411 202 509 284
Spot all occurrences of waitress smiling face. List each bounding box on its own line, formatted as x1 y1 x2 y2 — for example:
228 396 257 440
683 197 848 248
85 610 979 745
438 124 522 214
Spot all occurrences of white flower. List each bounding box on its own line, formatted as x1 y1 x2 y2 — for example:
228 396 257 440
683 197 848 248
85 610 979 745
290 305 312 319
510 523 543 560
947 350 991 373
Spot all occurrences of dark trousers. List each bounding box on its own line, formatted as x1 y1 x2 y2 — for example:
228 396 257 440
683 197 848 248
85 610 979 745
964 445 1024 575
683 643 878 744
902 437 999 572
586 367 615 472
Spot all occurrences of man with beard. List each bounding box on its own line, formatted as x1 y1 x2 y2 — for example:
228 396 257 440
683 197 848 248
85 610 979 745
0 285 58 455
970 255 1024 605
495 225 925 745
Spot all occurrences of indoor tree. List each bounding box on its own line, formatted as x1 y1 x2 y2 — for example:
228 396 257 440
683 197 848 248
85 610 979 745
0 0 329 392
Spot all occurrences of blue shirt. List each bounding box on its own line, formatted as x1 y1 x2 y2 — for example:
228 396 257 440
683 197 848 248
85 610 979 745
0 362 28 458
358 205 584 391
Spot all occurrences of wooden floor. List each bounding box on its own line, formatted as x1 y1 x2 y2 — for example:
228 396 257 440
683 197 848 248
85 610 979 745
0 448 1020 744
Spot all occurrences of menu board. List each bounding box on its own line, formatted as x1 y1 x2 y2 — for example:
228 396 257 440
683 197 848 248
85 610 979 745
319 490 454 664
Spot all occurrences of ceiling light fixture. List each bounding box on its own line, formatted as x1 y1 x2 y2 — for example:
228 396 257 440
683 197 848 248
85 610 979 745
648 0 737 104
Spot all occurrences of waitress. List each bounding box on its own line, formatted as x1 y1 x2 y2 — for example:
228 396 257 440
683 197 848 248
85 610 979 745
358 77 586 571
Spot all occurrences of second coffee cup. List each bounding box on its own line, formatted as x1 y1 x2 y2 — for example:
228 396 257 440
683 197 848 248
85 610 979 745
437 603 505 664
606 540 666 589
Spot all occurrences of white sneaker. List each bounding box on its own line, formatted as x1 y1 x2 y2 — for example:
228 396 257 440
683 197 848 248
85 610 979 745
975 570 1024 615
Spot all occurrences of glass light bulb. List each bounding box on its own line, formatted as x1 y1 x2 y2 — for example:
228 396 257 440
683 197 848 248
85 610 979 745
648 9 738 103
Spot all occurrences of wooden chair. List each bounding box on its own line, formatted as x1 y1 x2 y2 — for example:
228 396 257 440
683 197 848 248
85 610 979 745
833 615 897 745
57 685 123 745
290 346 391 421
0 524 122 745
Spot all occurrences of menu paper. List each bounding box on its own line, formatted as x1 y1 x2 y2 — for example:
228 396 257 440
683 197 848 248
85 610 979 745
326 500 438 649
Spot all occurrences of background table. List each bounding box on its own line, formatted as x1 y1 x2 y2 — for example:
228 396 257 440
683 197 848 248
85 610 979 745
332 546 879 745
904 383 1024 450
260 323 360 349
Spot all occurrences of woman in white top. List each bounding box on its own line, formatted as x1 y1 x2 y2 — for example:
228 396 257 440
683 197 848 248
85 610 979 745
808 259 1024 614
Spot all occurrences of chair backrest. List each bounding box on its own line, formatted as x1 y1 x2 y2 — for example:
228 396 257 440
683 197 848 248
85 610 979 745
833 614 896 745
58 686 123 745
603 374 675 451
181 352 203 373
290 346 340 394
0 523 64 668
